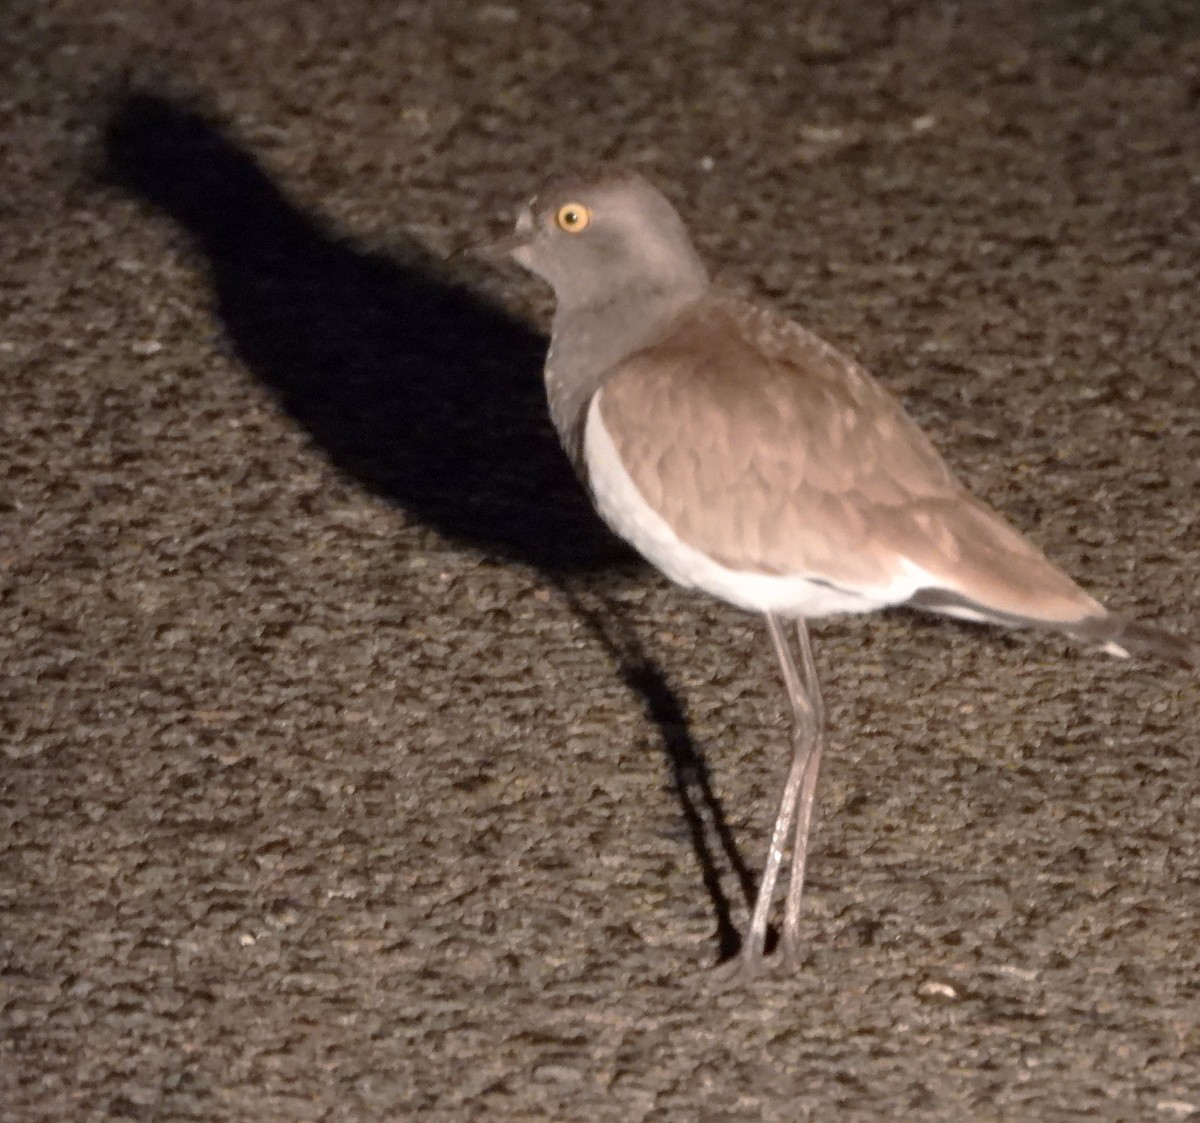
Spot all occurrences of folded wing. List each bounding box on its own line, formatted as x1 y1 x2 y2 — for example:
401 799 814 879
595 295 1105 628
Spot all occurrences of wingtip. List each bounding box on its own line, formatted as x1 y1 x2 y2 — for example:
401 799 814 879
1086 614 1200 670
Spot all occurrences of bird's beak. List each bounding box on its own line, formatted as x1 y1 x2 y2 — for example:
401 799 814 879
472 230 531 259
445 227 531 266
454 206 536 265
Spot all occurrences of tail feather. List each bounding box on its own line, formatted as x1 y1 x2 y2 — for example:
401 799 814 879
1071 614 1200 669
909 588 1197 669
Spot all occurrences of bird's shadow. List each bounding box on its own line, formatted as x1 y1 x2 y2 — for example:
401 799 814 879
99 91 757 961
102 93 608 571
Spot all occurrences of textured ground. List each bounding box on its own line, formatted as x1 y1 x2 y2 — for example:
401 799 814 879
3 1 1199 1119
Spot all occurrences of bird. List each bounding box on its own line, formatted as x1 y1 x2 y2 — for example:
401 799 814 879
487 167 1197 980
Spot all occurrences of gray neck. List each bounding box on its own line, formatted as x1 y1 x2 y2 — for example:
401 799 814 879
544 275 707 470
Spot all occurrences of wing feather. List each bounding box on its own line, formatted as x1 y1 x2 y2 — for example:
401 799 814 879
594 295 1103 624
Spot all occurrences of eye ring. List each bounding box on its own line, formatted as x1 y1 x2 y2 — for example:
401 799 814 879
555 203 592 233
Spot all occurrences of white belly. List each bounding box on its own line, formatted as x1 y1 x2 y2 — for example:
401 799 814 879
582 396 929 618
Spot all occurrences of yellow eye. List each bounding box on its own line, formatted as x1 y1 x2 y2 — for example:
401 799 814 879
555 203 592 233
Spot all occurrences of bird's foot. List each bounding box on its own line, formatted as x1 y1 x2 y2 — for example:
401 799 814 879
710 947 777 987
779 935 806 973
709 935 807 985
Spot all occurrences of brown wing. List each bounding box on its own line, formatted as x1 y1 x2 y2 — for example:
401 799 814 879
595 295 1103 624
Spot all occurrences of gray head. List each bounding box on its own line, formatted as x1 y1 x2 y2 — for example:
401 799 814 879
501 169 710 311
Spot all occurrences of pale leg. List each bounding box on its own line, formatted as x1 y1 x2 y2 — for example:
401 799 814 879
780 617 825 965
721 613 823 979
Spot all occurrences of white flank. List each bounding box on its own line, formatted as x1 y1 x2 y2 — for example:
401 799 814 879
584 395 938 618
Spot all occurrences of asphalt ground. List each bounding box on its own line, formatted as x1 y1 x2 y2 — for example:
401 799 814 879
2 1 1199 1119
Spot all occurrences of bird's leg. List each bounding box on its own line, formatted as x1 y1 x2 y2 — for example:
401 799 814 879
780 618 825 967
720 613 819 980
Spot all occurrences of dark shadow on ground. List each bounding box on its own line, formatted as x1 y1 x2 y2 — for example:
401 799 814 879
99 91 755 961
101 91 616 573
567 590 762 961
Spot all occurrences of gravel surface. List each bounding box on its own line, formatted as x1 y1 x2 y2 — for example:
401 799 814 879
3 1 1199 1120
